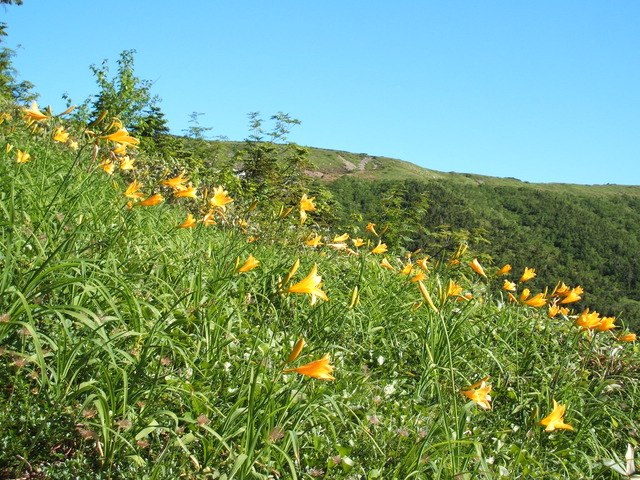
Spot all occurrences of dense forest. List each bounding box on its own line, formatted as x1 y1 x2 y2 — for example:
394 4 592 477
325 176 640 332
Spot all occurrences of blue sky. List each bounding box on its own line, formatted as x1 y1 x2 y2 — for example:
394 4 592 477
4 1 639 185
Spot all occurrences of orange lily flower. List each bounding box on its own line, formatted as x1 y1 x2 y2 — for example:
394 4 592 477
305 234 323 247
524 293 547 307
380 259 396 271
370 243 388 254
521 267 536 282
123 180 145 199
365 222 378 235
617 333 636 342
237 254 260 273
496 264 512 275
175 185 198 199
24 101 48 121
283 263 328 305
596 316 617 331
469 259 487 278
162 171 190 190
284 338 306 364
284 353 335 380
137 193 164 207
539 400 573 432
209 186 233 210
575 309 602 329
458 380 492 410
178 214 197 228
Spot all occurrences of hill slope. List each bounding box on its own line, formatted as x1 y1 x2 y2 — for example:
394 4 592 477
303 145 640 195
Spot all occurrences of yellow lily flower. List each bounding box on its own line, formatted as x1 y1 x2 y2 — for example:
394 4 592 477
52 127 70 143
299 194 316 212
284 353 335 380
352 238 365 248
119 156 136 170
365 222 378 235
521 267 536 282
539 400 573 432
101 128 140 148
469 259 487 278
305 234 323 247
284 338 306 364
284 263 328 305
178 214 197 228
458 380 492 410
237 254 260 273
100 160 115 175
123 180 145 199
370 243 388 254
16 149 30 163
503 280 517 292
333 233 349 242
400 263 414 275
209 185 233 210
137 193 164 207
446 280 463 297
202 210 217 226
24 101 48 121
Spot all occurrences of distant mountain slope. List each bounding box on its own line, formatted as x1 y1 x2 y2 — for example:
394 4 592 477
303 145 640 195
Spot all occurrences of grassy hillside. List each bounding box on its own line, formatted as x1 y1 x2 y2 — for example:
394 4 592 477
1 101 639 479
303 145 640 194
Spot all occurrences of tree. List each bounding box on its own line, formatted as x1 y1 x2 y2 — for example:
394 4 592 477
78 49 160 132
0 21 35 102
183 112 213 140
237 111 312 201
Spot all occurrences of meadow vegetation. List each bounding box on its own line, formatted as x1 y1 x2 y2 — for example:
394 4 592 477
0 97 639 480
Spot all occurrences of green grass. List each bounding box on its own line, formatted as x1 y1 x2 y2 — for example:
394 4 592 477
0 103 639 479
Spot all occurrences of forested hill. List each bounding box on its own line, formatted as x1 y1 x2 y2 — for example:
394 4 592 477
298 146 640 332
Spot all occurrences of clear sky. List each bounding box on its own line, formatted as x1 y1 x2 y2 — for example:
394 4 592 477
3 1 639 185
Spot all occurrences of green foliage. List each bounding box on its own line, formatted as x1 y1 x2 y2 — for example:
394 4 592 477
328 177 489 258
236 112 313 203
0 22 36 102
183 111 213 141
1 101 639 480
74 49 176 158
326 176 640 332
